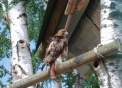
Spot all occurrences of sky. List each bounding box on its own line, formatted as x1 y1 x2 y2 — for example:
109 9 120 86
0 58 11 85
0 23 11 86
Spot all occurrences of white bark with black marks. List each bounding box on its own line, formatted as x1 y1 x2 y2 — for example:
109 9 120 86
54 58 62 88
95 0 122 88
7 1 35 88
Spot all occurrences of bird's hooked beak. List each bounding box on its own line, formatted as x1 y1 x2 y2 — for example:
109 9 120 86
64 31 68 36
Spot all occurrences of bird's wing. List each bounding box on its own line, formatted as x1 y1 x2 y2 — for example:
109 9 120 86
44 37 64 64
60 37 68 59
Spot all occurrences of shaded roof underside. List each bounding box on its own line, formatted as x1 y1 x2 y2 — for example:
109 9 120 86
68 0 100 58
37 0 100 59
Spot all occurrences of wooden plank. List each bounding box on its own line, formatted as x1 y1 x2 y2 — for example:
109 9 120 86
4 39 122 88
69 0 77 14
68 0 100 57
56 0 89 41
64 0 74 15
65 0 77 30
85 0 100 29
76 0 89 11
69 14 100 55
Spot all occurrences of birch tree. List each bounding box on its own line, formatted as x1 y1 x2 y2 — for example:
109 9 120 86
1 0 35 88
95 0 122 88
0 0 63 87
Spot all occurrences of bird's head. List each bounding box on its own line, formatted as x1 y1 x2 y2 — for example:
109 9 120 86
55 29 68 37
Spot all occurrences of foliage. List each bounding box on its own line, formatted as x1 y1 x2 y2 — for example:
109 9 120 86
83 72 99 88
0 24 11 60
60 69 99 88
0 66 7 87
25 0 45 42
0 66 6 77
61 71 76 88
0 81 4 88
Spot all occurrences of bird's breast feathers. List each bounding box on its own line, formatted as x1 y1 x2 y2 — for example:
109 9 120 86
46 36 68 59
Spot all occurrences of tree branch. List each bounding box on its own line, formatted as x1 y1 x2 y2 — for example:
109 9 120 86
3 39 122 88
0 1 9 22
0 66 12 76
0 1 6 11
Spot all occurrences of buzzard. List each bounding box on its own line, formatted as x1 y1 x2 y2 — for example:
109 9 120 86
41 29 68 78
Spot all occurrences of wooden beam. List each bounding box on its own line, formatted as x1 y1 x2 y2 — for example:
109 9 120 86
76 0 89 11
4 39 122 88
65 0 77 31
64 0 74 15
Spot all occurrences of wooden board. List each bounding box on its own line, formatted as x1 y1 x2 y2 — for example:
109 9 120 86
85 0 100 29
68 0 100 57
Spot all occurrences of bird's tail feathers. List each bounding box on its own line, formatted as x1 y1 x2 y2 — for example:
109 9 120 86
41 63 46 71
50 62 56 78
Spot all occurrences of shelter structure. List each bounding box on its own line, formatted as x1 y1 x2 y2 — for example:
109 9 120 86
37 0 100 59
37 0 100 80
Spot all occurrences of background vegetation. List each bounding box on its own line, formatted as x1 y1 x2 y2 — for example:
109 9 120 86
0 0 99 88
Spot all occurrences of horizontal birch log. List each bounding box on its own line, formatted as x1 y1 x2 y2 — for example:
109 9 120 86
4 39 122 88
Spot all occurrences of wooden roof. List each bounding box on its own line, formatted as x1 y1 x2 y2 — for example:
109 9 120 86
68 0 100 58
36 0 100 59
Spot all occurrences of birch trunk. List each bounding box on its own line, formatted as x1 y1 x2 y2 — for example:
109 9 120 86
53 76 62 88
95 0 122 88
54 58 63 88
7 1 35 88
72 66 90 88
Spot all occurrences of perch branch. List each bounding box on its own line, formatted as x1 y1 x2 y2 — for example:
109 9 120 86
3 39 122 88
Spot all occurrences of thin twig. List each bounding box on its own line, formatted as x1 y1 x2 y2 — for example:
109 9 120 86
0 66 12 76
0 1 6 11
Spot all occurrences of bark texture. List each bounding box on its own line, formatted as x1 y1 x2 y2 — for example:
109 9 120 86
7 1 35 88
95 0 122 88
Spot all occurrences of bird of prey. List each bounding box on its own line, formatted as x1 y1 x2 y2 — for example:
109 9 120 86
41 29 68 78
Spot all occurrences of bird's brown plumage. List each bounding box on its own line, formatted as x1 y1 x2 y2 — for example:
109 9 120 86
41 29 68 78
